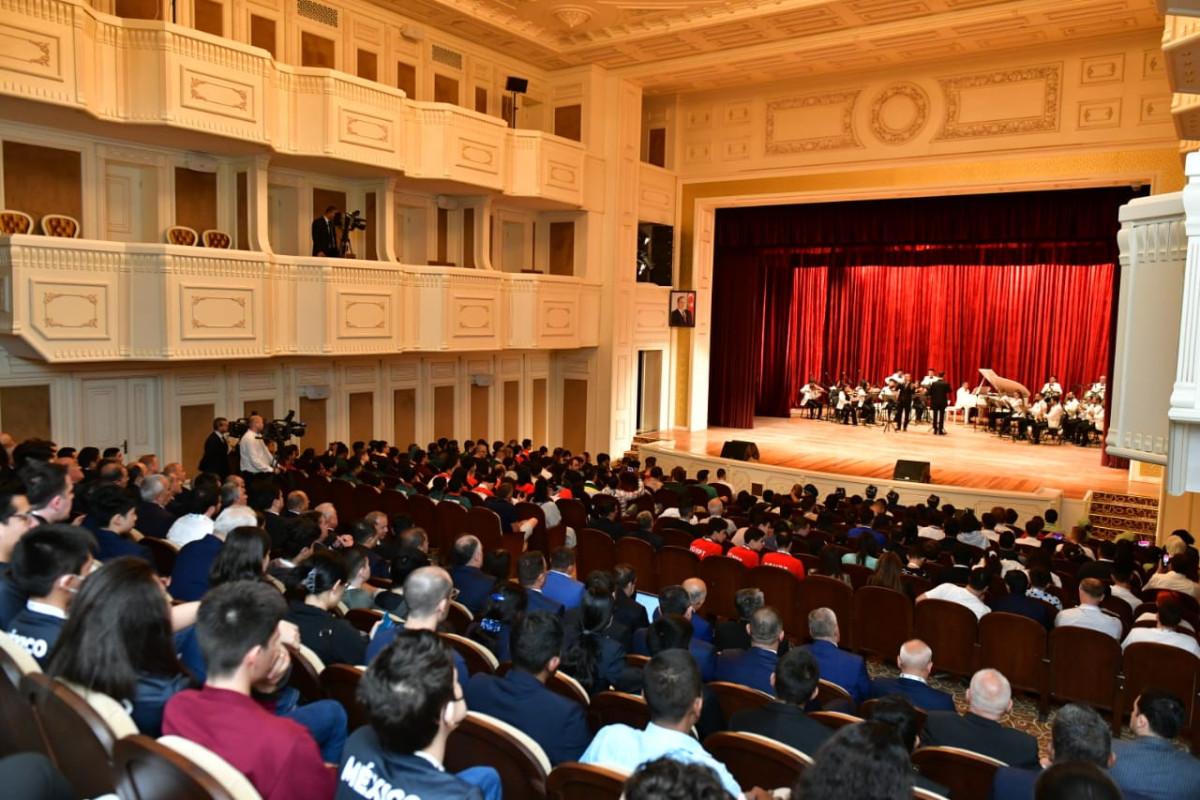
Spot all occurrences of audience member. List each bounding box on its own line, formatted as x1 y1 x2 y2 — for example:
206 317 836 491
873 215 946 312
714 606 784 696
447 535 495 616
727 647 832 755
135 473 178 539
7 524 94 665
517 551 564 616
990 570 1052 628
869 639 955 711
171 505 258 601
464 611 590 765
613 563 650 632
622 756 729 800
0 484 34 626
466 582 526 663
992 703 1113 799
1120 600 1200 658
364 566 469 686
795 721 914 800
631 584 716 681
1109 687 1200 799
162 580 336 800
1054 577 1123 639
643 615 718 738
336 629 500 800
283 550 368 666
690 519 729 560
802 607 870 704
866 694 951 797
22 462 74 526
714 588 765 652
560 585 639 695
88 484 152 564
916 567 991 619
1034 763 1122 800
921 668 1039 768
683 577 714 643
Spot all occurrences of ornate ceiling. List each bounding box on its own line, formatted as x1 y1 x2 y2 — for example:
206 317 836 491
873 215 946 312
379 0 1166 94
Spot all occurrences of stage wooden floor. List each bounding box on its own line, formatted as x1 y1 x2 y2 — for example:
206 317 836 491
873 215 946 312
661 415 1152 501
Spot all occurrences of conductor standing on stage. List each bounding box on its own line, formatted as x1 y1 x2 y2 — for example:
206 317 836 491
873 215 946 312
895 373 915 431
312 205 339 257
927 371 951 435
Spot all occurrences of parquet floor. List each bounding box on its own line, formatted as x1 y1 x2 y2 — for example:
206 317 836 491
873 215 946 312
662 415 1152 501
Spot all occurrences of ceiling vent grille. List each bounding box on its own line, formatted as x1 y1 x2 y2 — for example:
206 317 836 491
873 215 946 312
297 0 338 27
432 44 463 70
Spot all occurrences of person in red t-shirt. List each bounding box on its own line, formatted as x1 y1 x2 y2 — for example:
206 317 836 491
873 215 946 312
761 544 806 579
690 518 729 560
727 529 766 568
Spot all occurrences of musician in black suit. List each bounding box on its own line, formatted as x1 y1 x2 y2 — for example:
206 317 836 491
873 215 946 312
895 373 915 431
311 206 340 257
926 371 952 435
197 417 230 480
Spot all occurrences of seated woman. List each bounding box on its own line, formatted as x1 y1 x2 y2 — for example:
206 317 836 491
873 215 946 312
560 586 639 696
843 532 879 570
208 525 272 587
867 552 911 598
817 544 852 586
283 551 368 666
466 582 526 663
46 556 196 737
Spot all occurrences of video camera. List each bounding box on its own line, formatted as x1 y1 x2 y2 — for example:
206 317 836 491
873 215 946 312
337 210 367 258
228 410 307 445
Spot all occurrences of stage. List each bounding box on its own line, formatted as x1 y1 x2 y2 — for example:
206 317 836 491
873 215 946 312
647 414 1154 502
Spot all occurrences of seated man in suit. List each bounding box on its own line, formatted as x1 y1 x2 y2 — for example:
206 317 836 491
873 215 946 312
921 668 1040 769
801 606 870 705
682 577 714 644
714 587 765 652
517 551 564 616
464 611 590 766
989 570 1051 629
612 563 650 633
631 584 716 682
447 535 497 617
866 695 951 798
1110 687 1200 799
338 628 501 800
542 547 585 610
727 647 833 757
714 606 784 696
644 615 722 740
869 639 956 711
991 703 1114 800
588 497 627 541
135 474 177 540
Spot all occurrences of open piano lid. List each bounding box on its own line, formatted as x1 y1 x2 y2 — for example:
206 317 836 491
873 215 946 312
978 368 1030 399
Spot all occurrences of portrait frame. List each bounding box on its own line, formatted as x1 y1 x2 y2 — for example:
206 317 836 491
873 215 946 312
668 290 696 328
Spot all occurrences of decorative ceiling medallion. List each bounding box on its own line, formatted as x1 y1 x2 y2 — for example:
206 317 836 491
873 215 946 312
869 82 929 144
553 7 592 30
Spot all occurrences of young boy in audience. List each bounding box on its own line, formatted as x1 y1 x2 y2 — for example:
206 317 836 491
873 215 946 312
7 524 95 665
162 580 336 800
0 485 35 627
88 484 151 564
338 629 500 800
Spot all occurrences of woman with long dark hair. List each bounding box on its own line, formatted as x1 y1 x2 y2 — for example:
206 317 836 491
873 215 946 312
46 557 193 736
283 551 368 666
559 586 631 695
208 526 271 587
465 582 526 662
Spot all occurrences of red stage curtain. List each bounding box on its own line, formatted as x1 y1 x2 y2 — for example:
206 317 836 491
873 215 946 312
709 187 1138 433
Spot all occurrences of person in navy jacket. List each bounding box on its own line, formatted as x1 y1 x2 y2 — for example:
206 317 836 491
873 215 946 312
171 506 258 602
7 524 94 666
541 547 585 610
447 535 496 617
134 474 178 540
631 585 716 682
517 551 564 617
801 606 870 705
869 639 956 711
714 606 784 696
464 611 591 765
88 485 153 566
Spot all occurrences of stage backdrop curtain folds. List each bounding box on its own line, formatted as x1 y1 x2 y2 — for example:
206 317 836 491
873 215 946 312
709 187 1140 469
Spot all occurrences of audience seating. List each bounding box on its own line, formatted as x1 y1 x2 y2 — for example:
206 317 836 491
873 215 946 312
807 710 862 730
655 545 700 592
555 499 589 534
842 563 874 591
441 632 499 675
115 734 262 800
284 644 326 702
200 229 232 248
320 664 370 732
576 528 617 578
976 612 1047 699
445 711 551 800
345 607 385 633
41 213 81 237
140 536 179 577
1113 642 1199 747
624 654 650 669
911 746 1005 800
858 698 927 731
749 564 801 637
166 226 199 246
702 731 812 793
0 634 49 757
913 600 978 680
1099 596 1133 637
615 537 657 593
798 576 855 647
707 680 772 719
405 494 439 549
587 691 651 732
445 599 474 634
545 762 628 800
549 670 591 709
23 673 132 798
437 501 469 556
814 679 855 713
656 528 695 550
0 209 33 234
853 586 913 661
1042 626 1120 717
699 556 749 620
913 786 952 800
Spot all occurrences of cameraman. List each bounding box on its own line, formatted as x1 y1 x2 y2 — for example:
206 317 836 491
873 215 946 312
239 415 277 478
312 205 339 257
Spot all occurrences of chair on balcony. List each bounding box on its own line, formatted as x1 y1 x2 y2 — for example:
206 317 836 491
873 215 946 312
166 226 199 246
0 210 33 234
41 214 80 238
201 229 232 248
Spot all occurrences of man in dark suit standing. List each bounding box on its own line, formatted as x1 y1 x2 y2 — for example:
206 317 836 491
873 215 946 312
311 206 340 257
464 611 591 766
727 648 833 757
869 639 956 711
922 668 1040 769
197 417 230 480
927 371 952 435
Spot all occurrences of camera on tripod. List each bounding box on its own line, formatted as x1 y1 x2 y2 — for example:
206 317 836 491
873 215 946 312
228 410 307 445
337 210 367 258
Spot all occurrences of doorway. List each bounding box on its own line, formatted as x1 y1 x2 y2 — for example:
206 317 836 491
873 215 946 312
637 350 663 434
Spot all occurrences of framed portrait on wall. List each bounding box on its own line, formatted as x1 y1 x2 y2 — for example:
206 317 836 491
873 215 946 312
669 290 696 327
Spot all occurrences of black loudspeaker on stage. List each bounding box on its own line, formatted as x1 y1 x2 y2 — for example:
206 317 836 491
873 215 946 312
892 459 931 483
720 440 760 461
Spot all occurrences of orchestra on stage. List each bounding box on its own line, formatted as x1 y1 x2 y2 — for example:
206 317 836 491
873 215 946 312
796 369 1107 445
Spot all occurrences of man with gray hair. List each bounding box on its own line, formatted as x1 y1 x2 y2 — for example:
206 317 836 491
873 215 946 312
869 639 955 711
992 703 1114 798
363 566 469 685
135 473 178 539
170 505 259 602
921 668 1039 768
706 498 736 534
801 607 870 704
714 606 785 695
682 577 713 643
